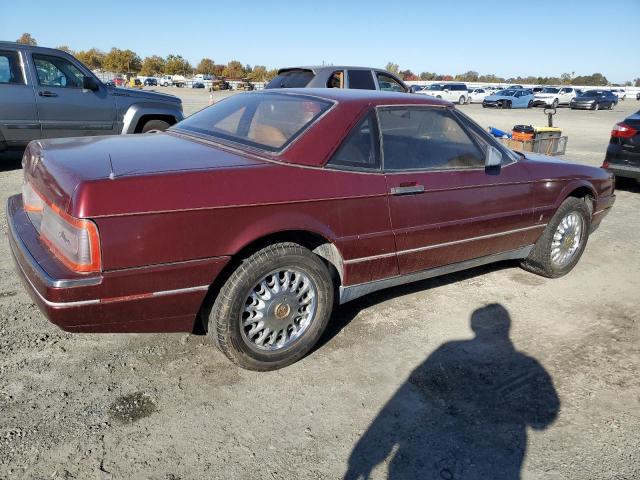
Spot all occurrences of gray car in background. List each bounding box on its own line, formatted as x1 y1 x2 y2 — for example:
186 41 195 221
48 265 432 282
265 66 409 92
0 42 183 152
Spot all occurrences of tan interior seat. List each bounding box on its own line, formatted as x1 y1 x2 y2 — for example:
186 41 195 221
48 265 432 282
249 124 288 148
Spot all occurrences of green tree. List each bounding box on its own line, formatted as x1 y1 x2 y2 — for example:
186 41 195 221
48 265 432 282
104 48 142 74
196 58 216 75
16 33 37 45
222 60 245 78
56 45 73 53
164 54 192 75
560 72 574 85
635 78 640 87
75 49 106 70
399 69 418 81
385 62 400 74
419 72 436 81
139 56 166 76
248 65 268 82
456 70 479 82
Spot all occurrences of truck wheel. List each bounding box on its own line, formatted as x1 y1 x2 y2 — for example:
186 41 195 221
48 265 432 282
458 96 465 105
208 242 334 371
141 119 171 133
520 197 591 278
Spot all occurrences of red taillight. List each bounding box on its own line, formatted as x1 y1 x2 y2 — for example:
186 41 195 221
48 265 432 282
602 161 609 168
611 122 638 139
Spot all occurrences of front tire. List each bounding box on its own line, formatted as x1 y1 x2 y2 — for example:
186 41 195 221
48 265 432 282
527 100 533 108
521 197 591 278
141 119 171 132
208 243 334 371
458 96 465 105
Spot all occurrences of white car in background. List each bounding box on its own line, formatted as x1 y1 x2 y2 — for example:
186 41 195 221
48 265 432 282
159 75 174 87
417 83 469 104
532 86 578 107
467 88 490 103
611 89 626 101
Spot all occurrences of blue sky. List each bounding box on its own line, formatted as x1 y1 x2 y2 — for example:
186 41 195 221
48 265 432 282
2 0 639 83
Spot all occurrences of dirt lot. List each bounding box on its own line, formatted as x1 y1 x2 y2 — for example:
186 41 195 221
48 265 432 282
1 91 639 480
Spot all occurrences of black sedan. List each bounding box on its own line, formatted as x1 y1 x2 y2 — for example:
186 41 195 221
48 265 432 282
144 78 158 86
570 90 617 110
603 111 640 181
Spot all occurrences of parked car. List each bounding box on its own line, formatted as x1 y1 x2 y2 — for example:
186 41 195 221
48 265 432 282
532 86 544 93
0 42 184 152
265 66 409 93
191 81 205 89
603 110 640 181
210 79 231 91
105 80 115 87
532 87 577 107
570 90 617 110
637 92 640 101
128 78 143 89
417 83 469 104
467 88 490 104
409 85 425 93
483 89 535 108
159 75 173 87
144 78 158 86
508 84 524 89
8 89 615 370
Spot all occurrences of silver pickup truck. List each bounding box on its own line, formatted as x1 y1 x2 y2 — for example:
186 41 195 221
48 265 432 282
0 42 183 152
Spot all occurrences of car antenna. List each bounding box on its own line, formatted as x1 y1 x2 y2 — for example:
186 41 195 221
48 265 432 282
108 154 116 180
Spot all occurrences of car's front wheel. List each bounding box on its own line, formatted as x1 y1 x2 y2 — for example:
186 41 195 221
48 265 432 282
527 100 533 108
208 243 334 371
458 96 466 105
521 197 591 278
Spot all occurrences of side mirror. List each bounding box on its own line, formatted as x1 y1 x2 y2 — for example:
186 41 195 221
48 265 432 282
83 76 99 91
485 145 502 168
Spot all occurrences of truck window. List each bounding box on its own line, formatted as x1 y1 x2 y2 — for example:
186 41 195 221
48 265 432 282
347 70 376 90
32 54 85 88
0 50 24 84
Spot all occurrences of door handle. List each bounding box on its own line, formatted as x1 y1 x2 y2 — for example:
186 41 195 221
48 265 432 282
38 91 58 97
390 184 425 195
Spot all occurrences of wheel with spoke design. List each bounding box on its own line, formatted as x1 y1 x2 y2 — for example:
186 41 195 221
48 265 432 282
208 242 333 370
521 197 591 278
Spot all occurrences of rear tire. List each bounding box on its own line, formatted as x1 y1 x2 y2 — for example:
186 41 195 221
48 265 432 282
520 197 591 278
593 103 599 111
208 243 334 371
527 100 533 108
141 119 171 133
458 96 465 105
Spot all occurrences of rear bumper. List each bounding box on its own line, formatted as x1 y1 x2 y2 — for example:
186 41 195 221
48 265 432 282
7 195 230 332
605 145 640 179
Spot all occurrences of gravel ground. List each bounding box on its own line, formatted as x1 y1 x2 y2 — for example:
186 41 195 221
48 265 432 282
1 91 638 480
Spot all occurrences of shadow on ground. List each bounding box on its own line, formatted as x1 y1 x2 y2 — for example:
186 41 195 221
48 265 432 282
343 303 560 480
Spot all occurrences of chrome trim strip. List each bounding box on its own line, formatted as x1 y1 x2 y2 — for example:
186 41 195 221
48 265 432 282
344 224 545 265
339 246 534 304
152 285 210 297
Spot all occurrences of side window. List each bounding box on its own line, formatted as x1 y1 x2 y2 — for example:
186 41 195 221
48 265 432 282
376 72 405 92
378 107 485 171
0 51 24 84
328 112 379 170
347 70 376 90
327 70 344 88
32 54 85 88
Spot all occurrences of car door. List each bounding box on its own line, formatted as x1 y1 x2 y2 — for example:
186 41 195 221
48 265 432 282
0 49 40 147
379 105 536 274
31 53 116 139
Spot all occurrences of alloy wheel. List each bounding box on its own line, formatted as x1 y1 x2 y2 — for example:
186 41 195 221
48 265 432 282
550 212 583 268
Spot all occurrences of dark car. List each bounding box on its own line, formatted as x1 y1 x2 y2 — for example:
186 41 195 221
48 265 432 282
603 110 640 181
570 90 617 110
144 78 158 86
8 89 615 371
637 92 640 101
191 81 205 88
265 66 408 93
409 85 425 93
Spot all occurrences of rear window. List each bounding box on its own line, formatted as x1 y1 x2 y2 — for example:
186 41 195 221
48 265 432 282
0 50 24 84
347 70 376 90
174 92 332 152
265 69 314 89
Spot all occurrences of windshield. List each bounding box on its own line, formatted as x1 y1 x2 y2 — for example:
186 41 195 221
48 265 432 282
541 87 560 93
496 89 516 96
581 91 601 97
426 84 444 90
174 92 332 152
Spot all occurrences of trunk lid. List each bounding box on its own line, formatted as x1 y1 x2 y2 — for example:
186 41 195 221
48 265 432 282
23 132 267 216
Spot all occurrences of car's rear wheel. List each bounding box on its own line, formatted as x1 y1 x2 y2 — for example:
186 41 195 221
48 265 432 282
609 102 614 110
458 96 465 105
141 119 171 133
527 100 533 108
208 242 334 371
521 197 591 278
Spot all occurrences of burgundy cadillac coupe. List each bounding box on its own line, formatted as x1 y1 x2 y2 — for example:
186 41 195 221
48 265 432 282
8 89 615 370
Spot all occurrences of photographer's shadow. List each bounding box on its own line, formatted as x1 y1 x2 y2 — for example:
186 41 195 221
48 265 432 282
344 304 560 480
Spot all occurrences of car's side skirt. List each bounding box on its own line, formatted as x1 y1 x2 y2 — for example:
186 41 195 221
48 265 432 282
339 245 533 304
